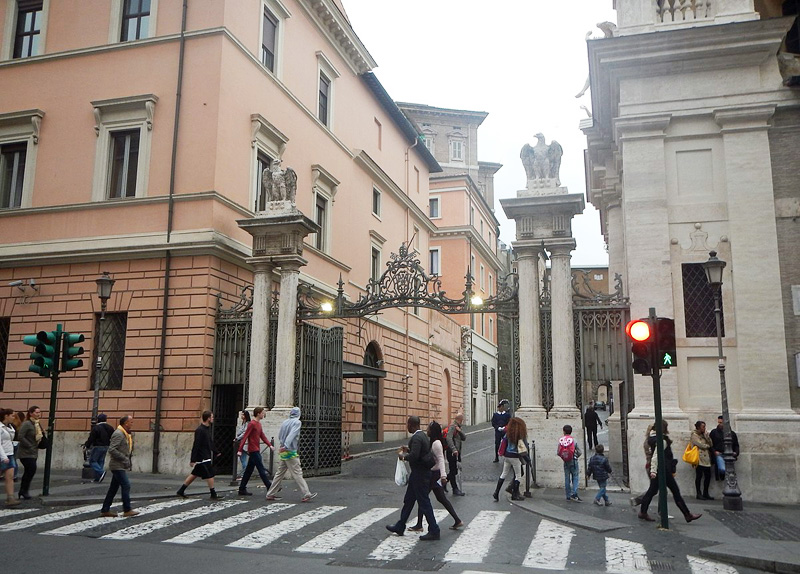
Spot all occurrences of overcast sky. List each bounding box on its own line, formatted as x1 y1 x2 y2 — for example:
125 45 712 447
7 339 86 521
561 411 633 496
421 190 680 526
343 1 617 266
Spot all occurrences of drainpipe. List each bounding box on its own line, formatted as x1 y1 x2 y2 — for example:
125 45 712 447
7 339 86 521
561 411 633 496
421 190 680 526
153 0 187 473
404 137 418 415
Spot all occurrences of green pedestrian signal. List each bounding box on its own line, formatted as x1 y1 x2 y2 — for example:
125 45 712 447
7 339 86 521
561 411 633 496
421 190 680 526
660 352 674 367
61 332 85 372
23 330 58 378
656 318 676 369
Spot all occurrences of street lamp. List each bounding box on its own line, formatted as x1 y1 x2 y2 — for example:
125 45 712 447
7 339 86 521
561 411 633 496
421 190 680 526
702 251 743 511
91 271 115 427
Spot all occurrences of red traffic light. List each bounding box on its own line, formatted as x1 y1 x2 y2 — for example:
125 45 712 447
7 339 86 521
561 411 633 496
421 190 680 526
626 320 651 342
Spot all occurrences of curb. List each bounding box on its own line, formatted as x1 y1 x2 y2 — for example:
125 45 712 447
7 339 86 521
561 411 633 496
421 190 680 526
508 494 629 533
699 542 800 574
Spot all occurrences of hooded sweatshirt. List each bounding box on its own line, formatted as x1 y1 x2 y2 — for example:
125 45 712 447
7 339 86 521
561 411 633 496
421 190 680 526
278 407 302 460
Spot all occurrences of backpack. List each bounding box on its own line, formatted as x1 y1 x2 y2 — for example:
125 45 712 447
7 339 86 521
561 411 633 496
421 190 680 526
558 436 576 462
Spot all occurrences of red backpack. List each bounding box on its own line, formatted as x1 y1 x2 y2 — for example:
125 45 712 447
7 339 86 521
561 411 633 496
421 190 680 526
558 436 576 462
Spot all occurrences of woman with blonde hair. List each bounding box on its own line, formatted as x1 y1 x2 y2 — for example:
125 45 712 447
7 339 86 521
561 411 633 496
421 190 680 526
493 417 529 502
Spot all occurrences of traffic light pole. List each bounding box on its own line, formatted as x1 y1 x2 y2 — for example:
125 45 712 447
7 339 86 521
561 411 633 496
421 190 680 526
647 308 669 530
42 324 62 496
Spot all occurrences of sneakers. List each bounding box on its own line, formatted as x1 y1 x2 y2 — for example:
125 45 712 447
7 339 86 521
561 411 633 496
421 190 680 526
570 495 582 502
265 495 282 501
100 511 118 517
122 510 140 517
594 498 604 506
301 492 318 502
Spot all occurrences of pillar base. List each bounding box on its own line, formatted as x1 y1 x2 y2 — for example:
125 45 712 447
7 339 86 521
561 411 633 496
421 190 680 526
246 405 292 448
516 407 583 490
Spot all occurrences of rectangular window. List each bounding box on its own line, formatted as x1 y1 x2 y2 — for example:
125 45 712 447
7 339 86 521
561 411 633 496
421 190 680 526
423 136 434 151
0 142 26 209
429 197 440 218
429 249 440 276
13 1 43 58
121 0 151 42
480 220 484 237
0 317 9 391
488 274 493 297
107 129 140 199
374 118 382 150
261 5 277 71
314 193 328 251
472 360 478 389
471 255 476 279
489 317 494 343
372 187 381 216
682 263 725 337
254 151 271 212
371 246 381 281
450 139 463 161
318 72 331 126
480 264 485 290
93 312 127 391
470 207 475 226
490 367 496 393
482 364 488 391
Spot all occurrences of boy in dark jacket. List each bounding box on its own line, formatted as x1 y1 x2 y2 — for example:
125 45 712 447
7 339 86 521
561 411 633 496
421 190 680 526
587 444 613 506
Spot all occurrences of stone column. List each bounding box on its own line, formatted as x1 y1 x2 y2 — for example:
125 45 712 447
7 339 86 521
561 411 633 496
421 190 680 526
514 245 545 412
606 379 623 464
605 191 625 294
548 240 578 412
274 259 303 408
247 262 274 407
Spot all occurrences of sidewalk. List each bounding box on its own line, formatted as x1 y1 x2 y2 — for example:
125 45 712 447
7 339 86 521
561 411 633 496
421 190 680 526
507 487 800 574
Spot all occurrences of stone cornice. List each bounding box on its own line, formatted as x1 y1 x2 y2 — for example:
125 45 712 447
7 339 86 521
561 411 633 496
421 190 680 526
714 104 776 133
297 0 377 75
614 114 672 143
396 102 488 126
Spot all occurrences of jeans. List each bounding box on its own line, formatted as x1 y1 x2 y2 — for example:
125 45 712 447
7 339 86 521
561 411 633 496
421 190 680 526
89 446 108 480
395 469 439 534
240 451 271 491
239 452 249 476
715 454 725 475
563 460 579 499
595 479 609 502
19 457 36 496
102 469 131 512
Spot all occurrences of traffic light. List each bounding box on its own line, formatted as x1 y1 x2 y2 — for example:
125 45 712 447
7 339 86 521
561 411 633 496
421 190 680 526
61 332 85 372
23 330 58 378
626 319 653 375
657 318 676 369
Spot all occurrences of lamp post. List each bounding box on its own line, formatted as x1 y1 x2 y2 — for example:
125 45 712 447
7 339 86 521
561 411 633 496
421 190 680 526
91 271 115 427
702 251 743 511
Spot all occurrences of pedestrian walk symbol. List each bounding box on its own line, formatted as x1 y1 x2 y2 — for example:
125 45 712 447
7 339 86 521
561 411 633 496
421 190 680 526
659 351 675 368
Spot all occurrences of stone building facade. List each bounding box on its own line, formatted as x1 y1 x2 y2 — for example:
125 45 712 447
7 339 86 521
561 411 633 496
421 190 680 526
583 0 800 502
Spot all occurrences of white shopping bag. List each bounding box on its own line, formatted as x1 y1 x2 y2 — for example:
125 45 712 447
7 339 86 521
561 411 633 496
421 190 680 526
395 458 410 486
456 461 463 492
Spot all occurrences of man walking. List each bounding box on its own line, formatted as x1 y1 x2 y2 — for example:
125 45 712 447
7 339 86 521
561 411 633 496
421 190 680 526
491 400 511 463
236 406 274 496
445 413 466 496
557 425 582 502
265 407 316 502
84 413 114 482
100 415 139 517
385 416 440 541
709 415 739 481
584 406 603 449
177 411 220 499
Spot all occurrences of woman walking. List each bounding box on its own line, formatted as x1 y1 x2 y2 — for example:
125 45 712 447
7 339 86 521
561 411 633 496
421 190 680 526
493 417 529 502
0 408 20 507
691 420 714 500
234 410 251 479
408 421 464 531
638 420 702 523
17 405 44 500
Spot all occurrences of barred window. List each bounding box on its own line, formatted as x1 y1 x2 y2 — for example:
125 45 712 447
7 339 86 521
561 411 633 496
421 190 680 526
490 367 496 394
0 317 9 391
93 312 127 391
471 360 478 389
482 364 488 391
682 263 724 338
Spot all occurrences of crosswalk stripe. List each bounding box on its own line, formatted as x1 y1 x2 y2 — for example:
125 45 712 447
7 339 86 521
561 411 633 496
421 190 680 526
523 519 576 570
296 507 396 555
164 503 295 545
606 537 652 574
101 499 245 540
687 555 738 574
42 499 198 536
444 510 509 564
3 505 101 531
227 505 345 550
368 509 450 562
0 508 36 518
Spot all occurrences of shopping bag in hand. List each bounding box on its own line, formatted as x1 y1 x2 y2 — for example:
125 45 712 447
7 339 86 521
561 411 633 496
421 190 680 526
395 458 410 486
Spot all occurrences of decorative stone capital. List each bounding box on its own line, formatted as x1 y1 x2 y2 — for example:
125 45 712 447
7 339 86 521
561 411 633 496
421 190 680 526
237 211 320 259
613 114 672 143
545 239 577 258
714 105 775 134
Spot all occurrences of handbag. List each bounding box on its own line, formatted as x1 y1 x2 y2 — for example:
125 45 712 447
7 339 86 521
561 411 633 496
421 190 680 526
682 443 699 466
37 433 49 450
498 436 507 457
394 458 410 487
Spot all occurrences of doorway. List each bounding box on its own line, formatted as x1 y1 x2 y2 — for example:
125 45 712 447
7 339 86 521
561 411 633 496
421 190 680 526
362 342 380 442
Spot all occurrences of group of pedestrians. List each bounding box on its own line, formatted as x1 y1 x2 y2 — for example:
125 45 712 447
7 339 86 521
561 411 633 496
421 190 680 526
1 406 47 507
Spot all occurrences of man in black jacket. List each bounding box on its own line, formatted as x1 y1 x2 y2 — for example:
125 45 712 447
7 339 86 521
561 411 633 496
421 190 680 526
584 406 603 449
386 416 440 541
177 411 220 499
710 415 739 481
84 413 114 482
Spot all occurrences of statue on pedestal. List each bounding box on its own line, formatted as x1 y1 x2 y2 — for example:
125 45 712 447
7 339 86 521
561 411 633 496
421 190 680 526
262 159 298 204
521 133 563 187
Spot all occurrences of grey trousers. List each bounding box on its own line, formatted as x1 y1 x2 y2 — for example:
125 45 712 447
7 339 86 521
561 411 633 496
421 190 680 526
266 456 310 498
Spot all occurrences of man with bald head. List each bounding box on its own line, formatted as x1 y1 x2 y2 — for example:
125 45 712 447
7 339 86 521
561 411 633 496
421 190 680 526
386 416 440 541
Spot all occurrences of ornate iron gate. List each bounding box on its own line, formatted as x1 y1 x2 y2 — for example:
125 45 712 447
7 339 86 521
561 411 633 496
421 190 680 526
294 322 343 477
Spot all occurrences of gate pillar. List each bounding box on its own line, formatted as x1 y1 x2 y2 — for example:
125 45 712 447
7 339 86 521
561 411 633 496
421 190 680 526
514 245 545 413
548 240 578 413
274 259 303 407
248 261 275 407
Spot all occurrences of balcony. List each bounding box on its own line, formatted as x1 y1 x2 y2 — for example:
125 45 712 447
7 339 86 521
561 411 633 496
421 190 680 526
657 0 713 23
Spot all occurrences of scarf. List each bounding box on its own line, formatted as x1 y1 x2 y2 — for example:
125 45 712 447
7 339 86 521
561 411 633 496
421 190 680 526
33 419 43 443
118 425 133 453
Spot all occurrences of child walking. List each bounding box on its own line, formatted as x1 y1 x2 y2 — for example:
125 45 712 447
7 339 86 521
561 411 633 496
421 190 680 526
587 444 613 506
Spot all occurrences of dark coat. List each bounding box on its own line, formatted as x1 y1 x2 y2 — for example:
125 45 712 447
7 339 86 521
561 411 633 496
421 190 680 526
588 453 612 481
85 421 114 448
17 419 38 459
584 408 602 430
491 411 511 437
709 426 739 456
404 430 432 473
190 424 215 463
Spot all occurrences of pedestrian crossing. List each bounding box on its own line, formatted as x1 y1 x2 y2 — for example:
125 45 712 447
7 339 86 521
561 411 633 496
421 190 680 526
0 500 739 573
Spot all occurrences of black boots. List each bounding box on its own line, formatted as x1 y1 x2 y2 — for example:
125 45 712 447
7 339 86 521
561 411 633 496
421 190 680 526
176 485 187 498
493 478 505 501
511 481 524 501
